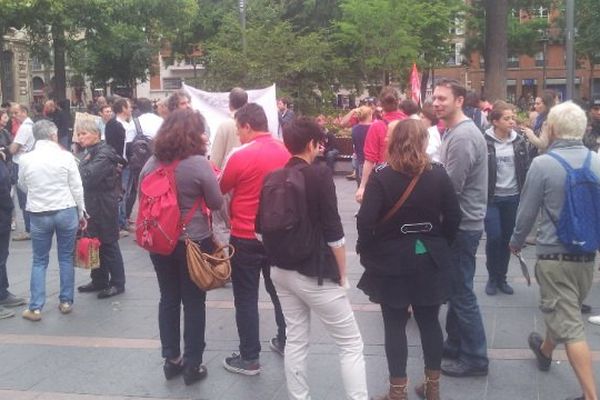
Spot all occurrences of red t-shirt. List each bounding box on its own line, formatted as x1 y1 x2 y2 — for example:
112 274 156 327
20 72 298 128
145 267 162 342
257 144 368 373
362 110 407 164
219 134 290 239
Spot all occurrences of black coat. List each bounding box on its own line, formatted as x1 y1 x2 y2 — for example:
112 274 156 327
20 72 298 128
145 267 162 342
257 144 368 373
356 163 461 306
79 142 124 243
0 161 13 234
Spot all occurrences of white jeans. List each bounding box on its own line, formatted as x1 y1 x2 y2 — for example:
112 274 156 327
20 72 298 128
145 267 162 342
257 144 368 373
271 267 368 400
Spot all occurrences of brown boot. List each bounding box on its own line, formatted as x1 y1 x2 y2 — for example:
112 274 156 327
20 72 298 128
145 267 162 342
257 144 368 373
371 377 408 400
415 369 440 400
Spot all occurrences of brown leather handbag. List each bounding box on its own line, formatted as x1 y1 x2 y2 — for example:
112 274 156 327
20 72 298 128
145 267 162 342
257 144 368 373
186 238 234 291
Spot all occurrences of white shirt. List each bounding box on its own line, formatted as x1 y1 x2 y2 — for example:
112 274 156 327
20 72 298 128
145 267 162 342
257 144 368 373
137 113 163 139
426 126 442 162
12 117 35 164
118 116 136 158
18 140 85 218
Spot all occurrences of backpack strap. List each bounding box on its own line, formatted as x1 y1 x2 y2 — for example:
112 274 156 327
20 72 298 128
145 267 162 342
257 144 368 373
133 117 143 136
546 151 574 172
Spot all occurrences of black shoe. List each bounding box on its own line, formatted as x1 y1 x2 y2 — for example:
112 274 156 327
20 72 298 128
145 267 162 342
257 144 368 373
163 359 183 380
78 282 107 293
565 396 584 400
581 304 592 314
441 359 488 377
528 332 552 371
269 337 285 357
183 365 207 385
485 279 497 296
497 281 514 295
97 286 124 299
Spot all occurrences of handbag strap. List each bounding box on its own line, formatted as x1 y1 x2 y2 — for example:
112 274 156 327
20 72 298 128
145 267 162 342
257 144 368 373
378 170 423 225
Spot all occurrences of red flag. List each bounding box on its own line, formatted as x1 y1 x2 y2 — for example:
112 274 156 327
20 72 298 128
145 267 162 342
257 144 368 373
410 63 421 106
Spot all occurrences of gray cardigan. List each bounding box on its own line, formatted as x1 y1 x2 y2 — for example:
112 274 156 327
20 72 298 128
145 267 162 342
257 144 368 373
510 140 600 255
440 118 488 231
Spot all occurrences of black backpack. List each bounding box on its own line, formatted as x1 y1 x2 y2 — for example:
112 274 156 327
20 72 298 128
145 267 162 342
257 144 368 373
256 163 322 271
128 117 153 172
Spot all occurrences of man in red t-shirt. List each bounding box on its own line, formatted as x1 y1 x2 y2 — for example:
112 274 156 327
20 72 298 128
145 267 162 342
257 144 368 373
355 87 407 203
220 103 290 376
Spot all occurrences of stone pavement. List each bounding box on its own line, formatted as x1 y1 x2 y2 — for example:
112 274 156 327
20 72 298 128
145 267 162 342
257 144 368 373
1 176 600 400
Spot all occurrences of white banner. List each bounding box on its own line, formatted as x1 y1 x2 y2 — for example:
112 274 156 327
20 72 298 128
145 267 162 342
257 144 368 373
182 83 279 143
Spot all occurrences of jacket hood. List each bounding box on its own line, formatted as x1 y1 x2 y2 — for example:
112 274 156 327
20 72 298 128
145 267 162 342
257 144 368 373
485 127 518 144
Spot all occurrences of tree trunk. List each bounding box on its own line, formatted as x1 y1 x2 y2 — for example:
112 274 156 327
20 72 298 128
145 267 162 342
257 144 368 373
589 58 595 99
52 24 67 101
483 0 508 101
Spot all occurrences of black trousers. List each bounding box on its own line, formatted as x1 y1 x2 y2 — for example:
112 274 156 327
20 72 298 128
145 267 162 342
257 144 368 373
90 240 125 290
381 304 443 378
150 239 214 367
230 236 286 360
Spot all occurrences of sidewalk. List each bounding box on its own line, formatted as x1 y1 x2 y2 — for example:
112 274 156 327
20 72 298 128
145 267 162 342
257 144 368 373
1 176 599 400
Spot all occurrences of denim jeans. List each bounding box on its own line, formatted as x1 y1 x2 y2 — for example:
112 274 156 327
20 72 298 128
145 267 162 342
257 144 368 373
444 229 489 368
271 267 367 400
230 236 286 361
325 149 340 171
150 239 214 367
90 240 125 290
118 166 134 229
0 231 10 300
484 195 519 284
29 207 79 310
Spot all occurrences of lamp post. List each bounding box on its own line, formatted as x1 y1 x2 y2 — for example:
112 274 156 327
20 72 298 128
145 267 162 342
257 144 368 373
239 0 247 54
539 29 549 90
565 0 575 100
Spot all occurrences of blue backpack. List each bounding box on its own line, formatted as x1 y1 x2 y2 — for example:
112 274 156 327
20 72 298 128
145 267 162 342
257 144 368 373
546 151 600 254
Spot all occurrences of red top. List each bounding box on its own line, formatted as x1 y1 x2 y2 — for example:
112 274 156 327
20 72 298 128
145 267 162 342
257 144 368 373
363 110 407 164
220 133 290 239
11 119 21 138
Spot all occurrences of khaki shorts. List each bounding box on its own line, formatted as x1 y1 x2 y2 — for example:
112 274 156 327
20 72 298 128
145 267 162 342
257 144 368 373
535 258 594 344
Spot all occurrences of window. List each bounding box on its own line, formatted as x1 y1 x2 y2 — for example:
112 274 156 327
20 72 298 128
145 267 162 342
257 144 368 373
446 43 464 66
529 6 549 19
163 78 182 90
450 17 465 36
479 55 485 69
535 52 544 67
31 56 42 70
508 54 519 68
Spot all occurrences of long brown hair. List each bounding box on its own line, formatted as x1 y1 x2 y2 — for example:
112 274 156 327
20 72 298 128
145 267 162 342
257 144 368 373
387 119 430 175
154 109 208 162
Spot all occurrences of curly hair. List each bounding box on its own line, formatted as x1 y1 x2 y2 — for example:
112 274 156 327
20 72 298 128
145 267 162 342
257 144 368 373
153 109 208 162
387 119 430 176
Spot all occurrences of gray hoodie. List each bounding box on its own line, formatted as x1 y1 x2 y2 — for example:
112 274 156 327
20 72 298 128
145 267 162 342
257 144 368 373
510 139 600 255
440 118 488 231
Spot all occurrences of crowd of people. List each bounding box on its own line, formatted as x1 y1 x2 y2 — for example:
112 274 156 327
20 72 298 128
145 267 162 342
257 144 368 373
0 80 599 400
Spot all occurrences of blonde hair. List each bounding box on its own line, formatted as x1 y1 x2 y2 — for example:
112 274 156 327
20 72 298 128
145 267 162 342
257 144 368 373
355 106 372 122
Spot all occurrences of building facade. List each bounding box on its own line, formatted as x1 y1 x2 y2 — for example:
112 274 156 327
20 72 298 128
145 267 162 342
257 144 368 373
0 30 31 106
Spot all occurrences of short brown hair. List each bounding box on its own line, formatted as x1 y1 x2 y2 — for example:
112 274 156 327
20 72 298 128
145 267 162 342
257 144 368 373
379 86 399 112
154 109 208 162
387 119 430 175
489 101 515 123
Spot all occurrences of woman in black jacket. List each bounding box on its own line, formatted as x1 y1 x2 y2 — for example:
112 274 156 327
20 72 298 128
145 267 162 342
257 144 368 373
357 119 461 400
75 119 127 299
483 101 530 296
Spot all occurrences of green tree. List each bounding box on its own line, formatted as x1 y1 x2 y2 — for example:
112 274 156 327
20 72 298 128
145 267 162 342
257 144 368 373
575 0 600 96
71 0 198 95
334 0 419 90
201 0 334 114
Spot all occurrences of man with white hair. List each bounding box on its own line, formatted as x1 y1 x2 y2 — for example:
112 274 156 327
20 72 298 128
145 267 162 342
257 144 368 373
510 101 600 400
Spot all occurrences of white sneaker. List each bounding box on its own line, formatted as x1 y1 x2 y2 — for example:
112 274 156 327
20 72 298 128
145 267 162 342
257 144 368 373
588 315 600 325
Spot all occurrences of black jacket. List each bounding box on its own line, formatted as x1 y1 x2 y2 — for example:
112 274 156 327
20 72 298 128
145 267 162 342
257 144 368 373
583 120 600 152
104 118 125 157
357 163 461 276
0 161 13 234
485 131 530 200
285 157 344 283
79 142 125 243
